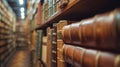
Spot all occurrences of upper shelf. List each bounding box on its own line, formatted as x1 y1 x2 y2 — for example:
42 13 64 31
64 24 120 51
36 0 120 30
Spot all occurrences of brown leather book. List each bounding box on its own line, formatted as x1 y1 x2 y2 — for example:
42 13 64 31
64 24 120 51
62 8 120 51
63 44 120 67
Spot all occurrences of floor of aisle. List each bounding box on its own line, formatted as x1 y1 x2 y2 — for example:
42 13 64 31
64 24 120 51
6 49 31 67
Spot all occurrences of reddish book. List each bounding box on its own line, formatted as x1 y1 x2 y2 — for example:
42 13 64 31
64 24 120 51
37 2 42 25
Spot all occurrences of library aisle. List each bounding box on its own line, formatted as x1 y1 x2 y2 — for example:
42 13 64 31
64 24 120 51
6 49 31 67
0 0 120 67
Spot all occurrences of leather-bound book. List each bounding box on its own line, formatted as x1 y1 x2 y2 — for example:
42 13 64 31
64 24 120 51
62 25 71 44
70 22 81 44
51 24 57 67
56 20 68 67
47 27 57 67
63 44 120 67
79 18 96 47
62 8 120 51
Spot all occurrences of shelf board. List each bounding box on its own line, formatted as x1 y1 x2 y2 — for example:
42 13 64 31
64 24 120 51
36 0 120 30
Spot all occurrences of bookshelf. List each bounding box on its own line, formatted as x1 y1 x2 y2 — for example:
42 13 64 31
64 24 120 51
0 1 16 67
30 0 120 67
36 0 120 29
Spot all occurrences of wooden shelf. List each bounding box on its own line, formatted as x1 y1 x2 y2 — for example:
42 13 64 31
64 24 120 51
36 0 120 30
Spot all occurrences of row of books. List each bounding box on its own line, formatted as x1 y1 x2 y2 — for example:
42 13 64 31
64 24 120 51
62 8 120 51
61 8 120 67
0 1 14 24
0 34 16 67
15 24 29 48
0 12 12 27
63 44 120 67
0 1 16 67
41 0 76 24
35 20 68 67
0 41 16 67
35 8 120 67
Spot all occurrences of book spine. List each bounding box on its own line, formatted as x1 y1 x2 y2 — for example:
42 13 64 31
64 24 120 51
57 20 68 67
63 44 120 67
47 27 52 67
53 0 57 14
42 36 47 64
47 27 56 67
37 2 42 25
38 30 43 60
62 9 120 51
51 24 57 67
36 31 39 58
41 4 45 24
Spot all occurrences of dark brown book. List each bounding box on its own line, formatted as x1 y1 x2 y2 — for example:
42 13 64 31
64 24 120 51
51 24 57 67
47 27 57 67
62 8 120 51
63 44 120 67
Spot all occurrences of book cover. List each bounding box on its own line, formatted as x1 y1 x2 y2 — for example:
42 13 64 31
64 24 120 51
63 44 120 67
62 9 120 51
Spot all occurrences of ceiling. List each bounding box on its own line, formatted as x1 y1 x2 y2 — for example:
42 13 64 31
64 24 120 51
6 0 28 20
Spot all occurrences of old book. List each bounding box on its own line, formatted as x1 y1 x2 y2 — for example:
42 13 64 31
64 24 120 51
56 20 68 67
63 44 120 67
37 2 42 25
48 0 53 17
41 5 45 24
51 24 57 67
43 0 49 22
53 0 57 14
62 8 120 51
46 27 52 67
36 31 40 59
42 36 47 64
37 30 43 60
47 27 57 67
